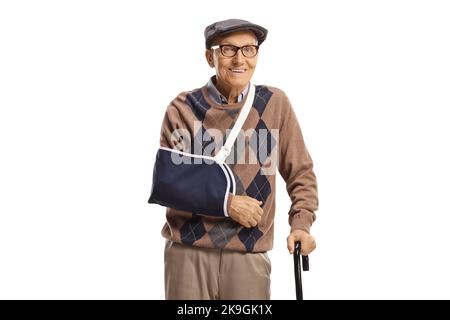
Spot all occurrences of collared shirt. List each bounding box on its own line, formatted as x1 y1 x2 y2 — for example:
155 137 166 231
207 75 250 104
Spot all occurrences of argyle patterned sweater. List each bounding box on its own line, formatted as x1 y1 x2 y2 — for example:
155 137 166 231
157 83 318 253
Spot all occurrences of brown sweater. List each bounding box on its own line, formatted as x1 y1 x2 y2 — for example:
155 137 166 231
157 83 318 252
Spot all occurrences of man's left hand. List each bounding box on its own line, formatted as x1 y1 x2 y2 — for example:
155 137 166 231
287 229 316 255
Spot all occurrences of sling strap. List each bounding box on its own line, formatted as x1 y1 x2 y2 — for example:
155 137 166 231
214 83 255 164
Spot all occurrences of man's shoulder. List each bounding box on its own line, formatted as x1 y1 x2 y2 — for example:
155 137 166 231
256 84 290 103
169 89 190 103
170 85 205 104
164 85 207 115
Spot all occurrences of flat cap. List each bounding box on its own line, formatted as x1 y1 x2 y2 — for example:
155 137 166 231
204 19 268 49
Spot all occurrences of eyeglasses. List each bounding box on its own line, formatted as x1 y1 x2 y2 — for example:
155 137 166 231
210 44 259 58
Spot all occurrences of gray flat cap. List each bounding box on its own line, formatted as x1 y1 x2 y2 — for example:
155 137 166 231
204 19 268 49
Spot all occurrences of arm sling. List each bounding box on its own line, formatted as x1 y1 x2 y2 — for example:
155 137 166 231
148 84 256 217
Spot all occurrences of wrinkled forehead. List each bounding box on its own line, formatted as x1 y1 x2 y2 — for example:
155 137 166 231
212 30 258 46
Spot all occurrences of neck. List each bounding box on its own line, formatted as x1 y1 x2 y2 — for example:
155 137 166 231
214 77 247 103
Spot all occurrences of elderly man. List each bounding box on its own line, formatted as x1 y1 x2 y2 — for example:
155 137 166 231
155 19 318 300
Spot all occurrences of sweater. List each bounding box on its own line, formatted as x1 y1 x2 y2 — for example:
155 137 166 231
156 81 318 253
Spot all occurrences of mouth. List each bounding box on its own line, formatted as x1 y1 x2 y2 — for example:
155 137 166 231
229 68 247 74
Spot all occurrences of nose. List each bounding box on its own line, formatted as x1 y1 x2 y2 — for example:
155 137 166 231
232 49 245 63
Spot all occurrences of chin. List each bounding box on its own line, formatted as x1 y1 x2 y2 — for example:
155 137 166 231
230 78 250 87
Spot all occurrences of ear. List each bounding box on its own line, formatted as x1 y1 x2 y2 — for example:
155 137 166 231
205 49 214 68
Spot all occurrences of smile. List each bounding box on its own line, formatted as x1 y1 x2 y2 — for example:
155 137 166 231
229 68 247 74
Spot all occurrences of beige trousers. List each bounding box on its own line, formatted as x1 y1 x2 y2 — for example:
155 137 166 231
164 240 271 300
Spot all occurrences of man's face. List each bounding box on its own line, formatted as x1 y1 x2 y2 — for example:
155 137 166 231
205 31 258 90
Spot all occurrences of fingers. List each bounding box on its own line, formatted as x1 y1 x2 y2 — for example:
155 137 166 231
286 234 295 254
287 233 317 255
241 213 260 228
245 218 258 228
243 221 252 228
252 210 262 225
237 217 251 228
249 198 264 217
247 204 263 218
256 204 263 216
237 214 257 228
301 236 317 255
230 196 264 228
250 217 259 227
246 196 263 207
244 199 263 223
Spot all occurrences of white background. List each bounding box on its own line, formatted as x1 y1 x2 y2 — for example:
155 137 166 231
1 0 449 300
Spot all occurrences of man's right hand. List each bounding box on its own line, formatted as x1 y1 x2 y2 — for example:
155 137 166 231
228 195 263 228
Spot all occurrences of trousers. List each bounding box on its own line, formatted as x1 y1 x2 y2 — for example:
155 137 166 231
164 240 271 300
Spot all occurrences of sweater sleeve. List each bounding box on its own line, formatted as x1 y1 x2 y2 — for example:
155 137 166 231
277 91 319 233
159 98 189 150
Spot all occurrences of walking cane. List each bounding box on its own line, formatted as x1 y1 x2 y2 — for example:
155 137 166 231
294 241 309 300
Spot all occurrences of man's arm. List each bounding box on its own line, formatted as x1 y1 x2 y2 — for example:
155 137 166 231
277 92 319 255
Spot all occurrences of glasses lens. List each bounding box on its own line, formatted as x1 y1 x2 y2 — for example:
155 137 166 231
221 45 238 57
242 46 258 57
